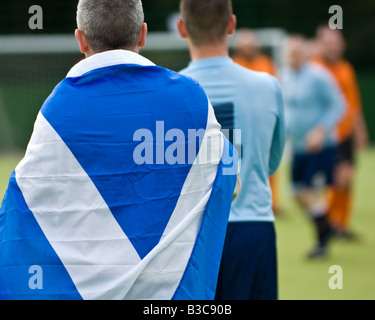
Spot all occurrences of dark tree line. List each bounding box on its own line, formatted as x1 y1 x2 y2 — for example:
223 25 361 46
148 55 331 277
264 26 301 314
0 0 374 70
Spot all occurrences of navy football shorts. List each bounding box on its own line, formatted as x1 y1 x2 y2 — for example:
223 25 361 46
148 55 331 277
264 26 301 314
215 222 278 300
292 146 337 191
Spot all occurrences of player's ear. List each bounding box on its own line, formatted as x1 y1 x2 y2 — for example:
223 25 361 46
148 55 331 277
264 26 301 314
177 18 188 39
138 22 148 48
228 14 237 36
75 29 89 54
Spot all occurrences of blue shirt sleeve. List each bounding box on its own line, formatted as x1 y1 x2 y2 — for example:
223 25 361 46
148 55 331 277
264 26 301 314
269 78 286 175
315 68 345 132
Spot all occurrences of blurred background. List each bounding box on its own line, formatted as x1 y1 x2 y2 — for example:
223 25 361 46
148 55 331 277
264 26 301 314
0 0 374 300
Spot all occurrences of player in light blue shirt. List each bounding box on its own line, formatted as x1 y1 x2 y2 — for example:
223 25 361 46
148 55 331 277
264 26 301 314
280 35 344 259
281 61 343 155
178 0 286 300
180 58 285 223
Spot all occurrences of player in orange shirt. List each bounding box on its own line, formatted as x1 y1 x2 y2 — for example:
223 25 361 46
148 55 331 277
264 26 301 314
232 29 281 214
313 26 369 239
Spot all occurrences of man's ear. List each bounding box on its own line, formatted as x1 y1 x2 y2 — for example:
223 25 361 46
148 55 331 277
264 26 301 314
137 23 148 48
228 14 237 36
75 29 90 54
177 18 188 39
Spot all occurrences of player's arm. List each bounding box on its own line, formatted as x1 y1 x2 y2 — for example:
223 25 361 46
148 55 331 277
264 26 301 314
347 64 369 149
232 168 242 201
306 71 344 153
269 78 286 176
355 112 369 150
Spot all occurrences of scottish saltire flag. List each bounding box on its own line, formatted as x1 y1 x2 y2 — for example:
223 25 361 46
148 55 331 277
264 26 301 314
0 50 238 300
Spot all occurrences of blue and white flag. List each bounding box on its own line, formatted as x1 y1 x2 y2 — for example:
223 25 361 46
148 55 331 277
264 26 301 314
0 50 238 300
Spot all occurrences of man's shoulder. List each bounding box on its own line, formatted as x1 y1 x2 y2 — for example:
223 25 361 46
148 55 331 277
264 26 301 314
165 66 202 89
157 67 210 106
180 59 282 99
133 64 205 99
307 62 339 87
335 59 354 70
179 66 190 76
229 64 283 114
232 62 280 91
338 60 357 79
314 58 355 77
178 64 200 80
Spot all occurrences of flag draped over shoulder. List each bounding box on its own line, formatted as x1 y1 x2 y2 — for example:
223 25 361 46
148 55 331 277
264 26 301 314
0 50 238 300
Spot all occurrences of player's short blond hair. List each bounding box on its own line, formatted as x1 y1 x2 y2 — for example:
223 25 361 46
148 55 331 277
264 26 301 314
77 0 144 53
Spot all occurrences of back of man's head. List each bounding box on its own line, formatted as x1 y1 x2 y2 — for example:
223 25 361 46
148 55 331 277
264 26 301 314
234 29 260 59
180 0 233 47
77 0 144 53
315 25 346 62
283 35 308 70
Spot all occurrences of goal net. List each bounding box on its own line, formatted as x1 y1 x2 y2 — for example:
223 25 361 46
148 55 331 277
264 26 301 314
0 29 287 151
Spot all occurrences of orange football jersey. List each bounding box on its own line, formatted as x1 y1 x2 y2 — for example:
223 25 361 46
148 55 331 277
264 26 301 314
314 58 362 142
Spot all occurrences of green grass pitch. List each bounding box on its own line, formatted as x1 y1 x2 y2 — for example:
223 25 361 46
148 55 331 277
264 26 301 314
0 148 374 300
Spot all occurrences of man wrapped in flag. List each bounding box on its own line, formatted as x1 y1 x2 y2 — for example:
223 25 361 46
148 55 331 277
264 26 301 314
0 0 239 300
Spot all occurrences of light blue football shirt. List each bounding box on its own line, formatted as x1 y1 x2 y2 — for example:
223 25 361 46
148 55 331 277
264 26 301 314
280 62 344 154
181 57 286 222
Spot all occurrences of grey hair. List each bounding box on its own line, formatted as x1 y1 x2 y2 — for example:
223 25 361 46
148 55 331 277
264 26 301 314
77 0 144 52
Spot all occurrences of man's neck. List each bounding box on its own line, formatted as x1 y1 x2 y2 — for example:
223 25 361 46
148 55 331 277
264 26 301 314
323 57 342 66
291 62 306 72
85 46 140 59
188 39 229 62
